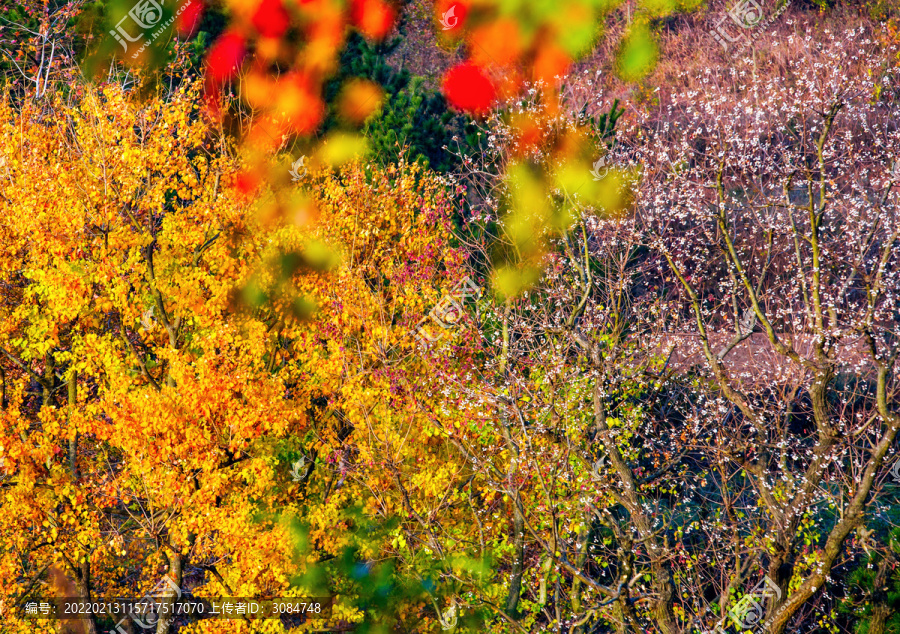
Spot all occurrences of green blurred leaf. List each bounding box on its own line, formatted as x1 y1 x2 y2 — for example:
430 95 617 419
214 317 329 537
507 161 550 221
241 280 268 308
504 161 552 252
641 0 677 17
586 167 628 213
291 297 318 319
303 239 342 271
552 3 599 57
506 210 544 251
318 133 369 166
493 265 542 298
553 161 595 197
450 554 495 577
551 202 577 231
616 25 658 81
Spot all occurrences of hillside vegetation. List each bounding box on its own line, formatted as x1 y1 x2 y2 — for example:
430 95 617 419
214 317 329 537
0 1 899 633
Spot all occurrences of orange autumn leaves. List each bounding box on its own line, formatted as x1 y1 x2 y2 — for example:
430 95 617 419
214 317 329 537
198 0 614 132
433 0 672 114
0 82 318 631
204 0 392 138
439 7 573 112
1 82 472 631
102 0 672 146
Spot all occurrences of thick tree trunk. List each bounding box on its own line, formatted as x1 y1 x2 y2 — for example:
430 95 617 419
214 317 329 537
155 550 183 634
650 559 678 634
570 526 591 617
70 560 98 634
592 382 679 634
867 605 891 634
864 552 897 634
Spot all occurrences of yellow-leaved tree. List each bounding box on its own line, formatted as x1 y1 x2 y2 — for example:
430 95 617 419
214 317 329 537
0 79 323 633
0 76 502 633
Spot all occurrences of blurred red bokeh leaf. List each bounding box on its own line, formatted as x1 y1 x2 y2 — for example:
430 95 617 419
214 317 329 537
442 62 498 116
176 0 204 36
252 0 291 38
206 31 246 84
350 0 396 41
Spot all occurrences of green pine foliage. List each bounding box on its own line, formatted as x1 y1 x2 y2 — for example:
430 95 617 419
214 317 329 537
838 521 900 634
365 76 471 172
325 32 473 172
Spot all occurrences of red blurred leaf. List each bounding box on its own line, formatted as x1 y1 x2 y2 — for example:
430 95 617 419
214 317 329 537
276 72 326 135
349 0 395 40
252 0 290 38
176 0 204 36
234 170 261 196
207 31 246 83
442 62 497 116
